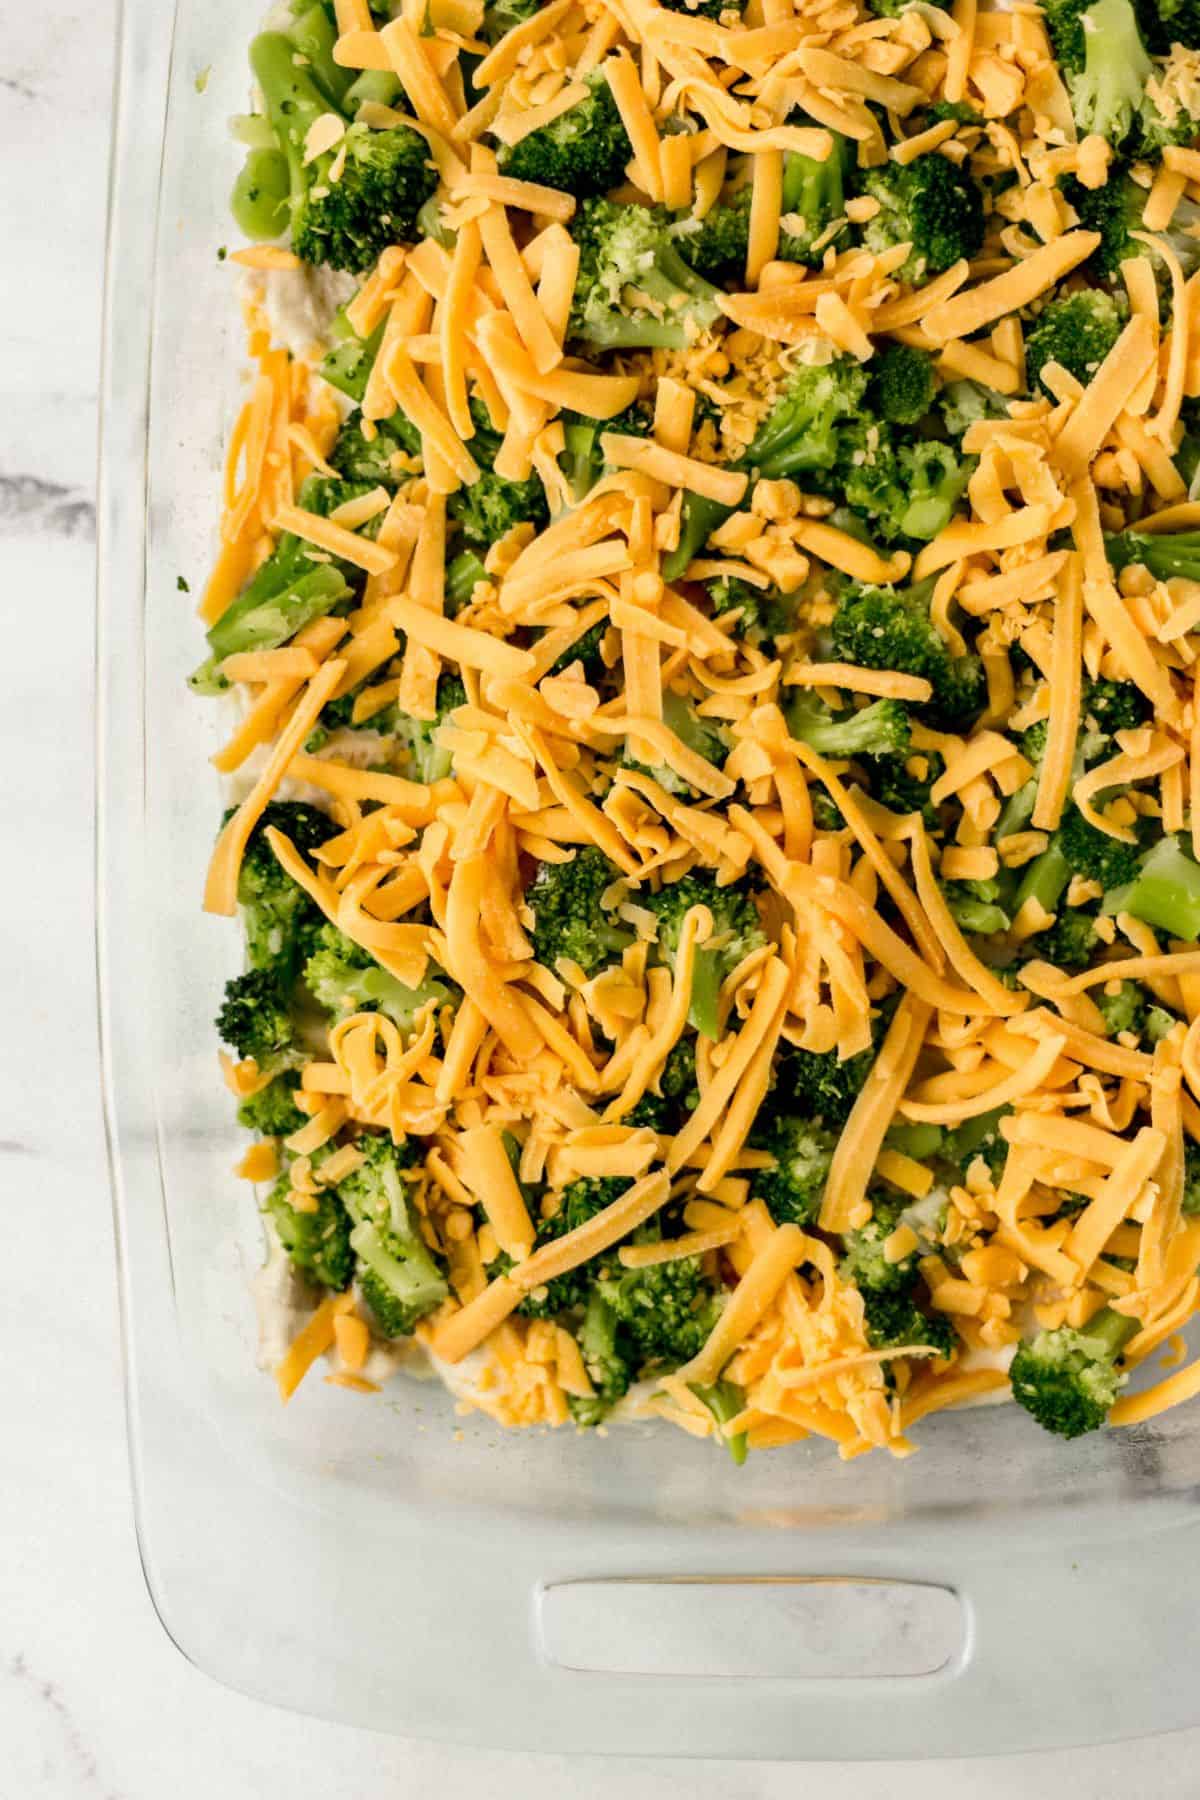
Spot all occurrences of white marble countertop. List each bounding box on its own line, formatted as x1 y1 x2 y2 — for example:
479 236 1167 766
5 4 1200 1795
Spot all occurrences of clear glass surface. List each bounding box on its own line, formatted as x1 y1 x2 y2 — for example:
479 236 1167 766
98 0 1200 1756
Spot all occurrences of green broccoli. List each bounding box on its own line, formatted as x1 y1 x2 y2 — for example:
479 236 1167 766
838 433 971 544
944 878 1012 938
546 619 609 681
677 187 752 283
481 0 541 41
786 694 912 760
1184 1140 1200 1214
868 344 937 426
596 1238 725 1366
568 199 722 350
860 1287 957 1359
860 152 985 284
519 1178 632 1320
751 1117 836 1226
237 1071 307 1138
1027 907 1099 971
937 378 1010 438
328 413 421 486
569 1287 633 1426
1064 0 1152 145
840 1197 915 1293
1103 833 1200 939
1106 524 1200 583
829 577 986 730
526 847 634 977
1009 1306 1139 1437
1084 676 1152 736
266 1172 355 1290
558 402 653 501
304 922 451 1028
627 688 729 797
706 575 796 646
664 357 869 579
338 1134 448 1335
769 1020 886 1130
1069 169 1200 280
448 398 549 546
320 316 385 405
237 31 436 271
1059 803 1143 890
216 968 300 1070
445 550 490 613
690 1380 749 1463
497 69 632 196
229 800 339 977
393 672 467 784
863 749 945 827
1094 979 1147 1037
1135 0 1200 53
776 133 853 265
1024 290 1123 398
643 870 765 1039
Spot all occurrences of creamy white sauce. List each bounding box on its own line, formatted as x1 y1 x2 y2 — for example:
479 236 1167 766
255 263 357 362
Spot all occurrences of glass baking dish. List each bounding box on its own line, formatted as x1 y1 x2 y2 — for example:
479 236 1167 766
98 0 1200 1756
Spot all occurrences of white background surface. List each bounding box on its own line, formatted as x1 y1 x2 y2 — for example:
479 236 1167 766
4 4 1200 1795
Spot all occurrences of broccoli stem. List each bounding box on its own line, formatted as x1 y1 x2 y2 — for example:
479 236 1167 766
231 146 292 240
690 1381 748 1464
287 3 356 110
664 491 735 582
249 32 330 228
1015 838 1072 920
1103 835 1200 939
688 948 723 1040
1086 1307 1140 1360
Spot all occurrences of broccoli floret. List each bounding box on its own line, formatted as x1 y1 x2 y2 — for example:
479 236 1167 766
771 1022 884 1130
1136 0 1200 52
449 465 548 547
840 1198 914 1293
1025 290 1123 398
1083 677 1151 736
1139 45 1200 150
527 847 633 978
1106 524 1200 583
237 1070 307 1138
1028 907 1099 970
643 871 765 1039
481 0 541 42
1070 170 1200 280
328 413 420 485
1009 1306 1139 1437
568 199 721 350
597 1241 725 1366
940 1107 1010 1185
1094 979 1147 1037
240 32 436 272
266 1172 355 1290
706 576 796 646
1068 0 1152 145
868 344 937 426
861 1287 956 1359
497 68 632 197
446 398 549 547
231 800 340 976
304 922 451 1028
839 436 970 544
786 694 912 760
1184 1140 1200 1214
393 673 467 784
1103 833 1200 938
829 578 986 731
520 1178 632 1319
677 187 751 283
1059 803 1143 890
860 152 984 284
751 1117 836 1227
664 358 869 579
568 1287 633 1427
216 968 299 1069
775 133 852 266
338 1135 448 1334
937 378 1010 439
863 750 945 827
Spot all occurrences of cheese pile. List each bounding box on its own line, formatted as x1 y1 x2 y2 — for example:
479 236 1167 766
200 0 1200 1456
